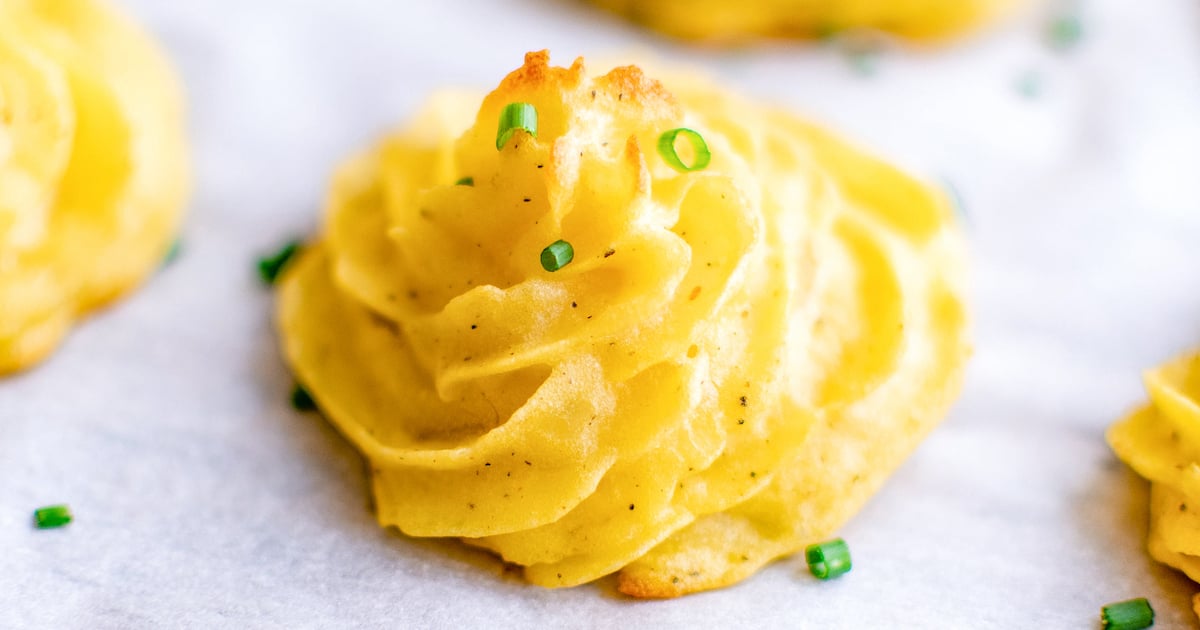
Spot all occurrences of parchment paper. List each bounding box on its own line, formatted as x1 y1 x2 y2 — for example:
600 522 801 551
3 0 1200 627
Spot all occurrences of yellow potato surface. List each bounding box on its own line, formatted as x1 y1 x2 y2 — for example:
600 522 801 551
588 0 1020 43
1109 352 1200 585
277 51 970 597
0 0 189 374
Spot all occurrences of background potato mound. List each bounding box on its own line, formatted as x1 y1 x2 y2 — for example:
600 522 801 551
0 0 189 374
277 51 969 597
586 0 1019 43
1109 353 1200 584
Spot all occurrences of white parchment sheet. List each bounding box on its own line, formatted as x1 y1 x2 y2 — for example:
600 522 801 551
3 1 1199 627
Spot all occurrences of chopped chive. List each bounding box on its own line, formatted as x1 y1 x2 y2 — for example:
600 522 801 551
805 538 851 580
1100 598 1154 630
257 240 302 285
496 102 537 150
162 239 183 268
33 504 72 529
847 49 880 76
657 128 711 172
455 176 474 186
540 240 574 272
1016 70 1043 99
814 23 841 41
940 178 968 223
832 29 885 76
291 384 317 411
1046 12 1083 51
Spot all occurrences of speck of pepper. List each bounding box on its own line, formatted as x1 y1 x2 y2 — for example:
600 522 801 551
629 504 635 510
590 90 596 99
537 164 544 169
524 460 532 466
603 248 615 258
571 301 577 308
672 576 680 584
523 197 531 203
737 419 745 425
470 324 477 330
739 395 747 407
468 503 476 509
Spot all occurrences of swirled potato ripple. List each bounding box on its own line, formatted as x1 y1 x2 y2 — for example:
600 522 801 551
277 51 970 597
0 0 189 374
587 0 1019 43
1108 353 1200 585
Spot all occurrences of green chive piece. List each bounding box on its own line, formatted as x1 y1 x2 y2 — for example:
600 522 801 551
657 128 711 172
847 50 881 76
496 102 538 150
1016 70 1043 99
162 239 183 268
814 23 841 41
33 504 72 529
941 178 968 223
1047 13 1083 51
805 538 851 580
258 240 302 285
455 176 474 186
291 384 317 412
540 240 574 272
1100 598 1154 630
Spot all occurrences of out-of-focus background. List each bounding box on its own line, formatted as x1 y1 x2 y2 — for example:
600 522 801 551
2 0 1200 627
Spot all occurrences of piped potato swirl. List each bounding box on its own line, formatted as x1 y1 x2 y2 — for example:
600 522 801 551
277 51 969 597
587 0 1020 43
0 0 189 373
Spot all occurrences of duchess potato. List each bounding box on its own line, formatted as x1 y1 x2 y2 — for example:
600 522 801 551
1109 353 1200 588
587 0 1020 43
277 51 970 597
0 0 189 373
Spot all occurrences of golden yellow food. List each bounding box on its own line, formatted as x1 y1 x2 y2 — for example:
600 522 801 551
0 0 189 374
277 51 970 597
1109 352 1200 585
588 0 1020 43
